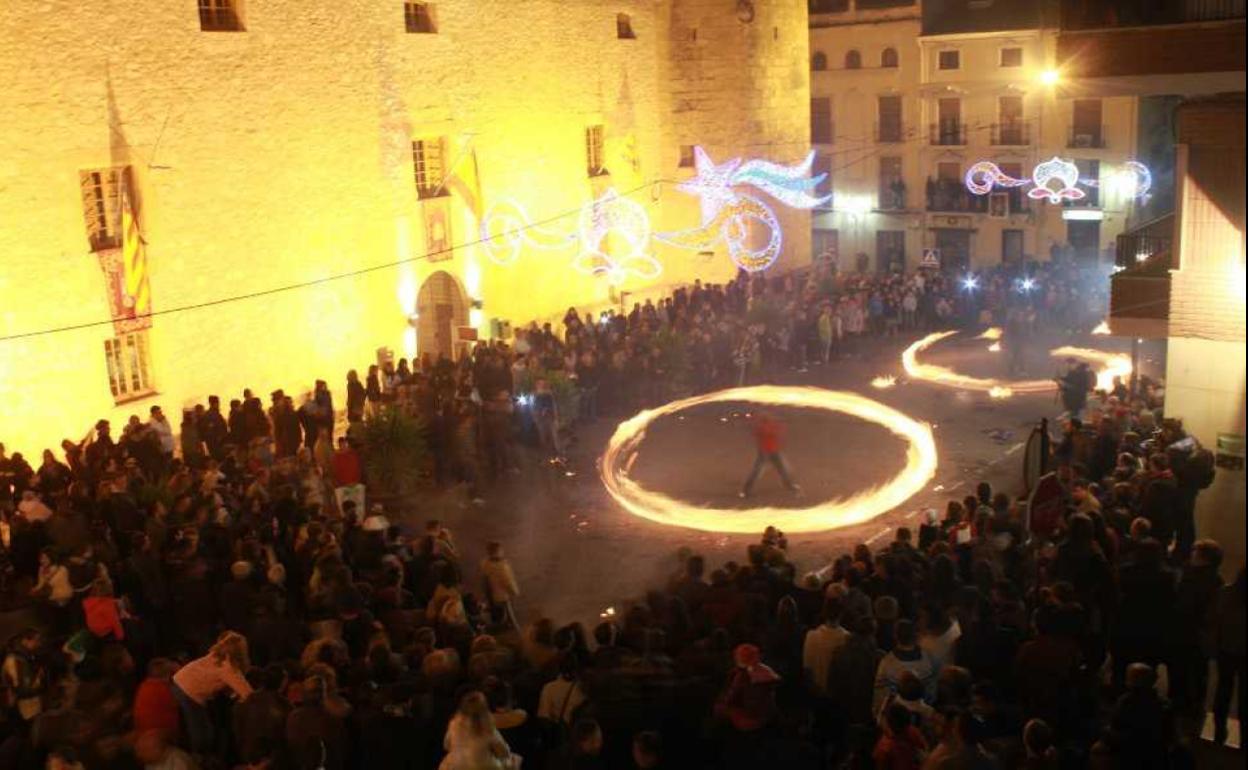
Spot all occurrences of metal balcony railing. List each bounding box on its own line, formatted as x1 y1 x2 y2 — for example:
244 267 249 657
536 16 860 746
1115 233 1174 271
926 180 988 213
929 121 966 146
1068 125 1107 148
991 122 1031 146
875 121 906 143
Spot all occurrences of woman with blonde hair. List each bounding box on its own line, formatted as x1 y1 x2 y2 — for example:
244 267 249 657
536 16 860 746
440 690 516 770
171 630 253 753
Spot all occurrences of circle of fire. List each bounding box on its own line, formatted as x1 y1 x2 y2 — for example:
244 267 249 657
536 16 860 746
600 386 938 534
900 330 1132 399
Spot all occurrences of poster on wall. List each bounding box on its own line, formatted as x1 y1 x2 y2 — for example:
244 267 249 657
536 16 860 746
424 197 452 262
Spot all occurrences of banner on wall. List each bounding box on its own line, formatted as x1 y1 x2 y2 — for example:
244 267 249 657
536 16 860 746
97 168 152 335
424 196 452 261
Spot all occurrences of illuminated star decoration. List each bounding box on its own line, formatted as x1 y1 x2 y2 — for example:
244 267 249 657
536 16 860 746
657 147 832 273
573 189 663 286
1028 157 1085 203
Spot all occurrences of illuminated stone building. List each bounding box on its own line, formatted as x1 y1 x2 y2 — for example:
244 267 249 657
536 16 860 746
0 0 813 455
809 0 1143 271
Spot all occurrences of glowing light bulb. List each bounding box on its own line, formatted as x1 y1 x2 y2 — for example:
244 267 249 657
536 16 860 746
1039 69 1060 86
962 276 979 291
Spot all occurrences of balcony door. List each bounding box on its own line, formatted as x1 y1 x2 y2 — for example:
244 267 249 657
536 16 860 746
1072 99 1103 147
938 98 961 143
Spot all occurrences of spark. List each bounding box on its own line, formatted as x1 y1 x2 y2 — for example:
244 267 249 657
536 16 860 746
600 386 938 534
988 386 1013 399
871 375 897 389
978 327 1002 341
902 331 1132 396
1092 321 1110 335
987 342 1002 353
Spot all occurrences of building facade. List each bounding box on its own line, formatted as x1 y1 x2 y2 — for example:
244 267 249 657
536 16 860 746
809 0 1142 272
0 0 813 456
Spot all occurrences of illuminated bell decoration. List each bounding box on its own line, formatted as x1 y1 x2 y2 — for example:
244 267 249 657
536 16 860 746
478 146 831 277
1028 157 1085 203
573 189 663 286
964 157 1152 205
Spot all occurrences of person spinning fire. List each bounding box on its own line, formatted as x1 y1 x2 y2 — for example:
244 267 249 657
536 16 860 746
739 411 801 499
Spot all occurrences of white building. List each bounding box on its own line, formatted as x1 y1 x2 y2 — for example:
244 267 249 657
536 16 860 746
810 0 1144 271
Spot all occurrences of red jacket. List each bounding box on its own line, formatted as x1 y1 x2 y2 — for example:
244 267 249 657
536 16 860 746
753 418 784 454
83 596 125 640
133 678 180 736
331 448 362 486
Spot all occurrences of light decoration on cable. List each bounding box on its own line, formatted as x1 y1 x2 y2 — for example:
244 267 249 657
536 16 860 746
479 199 577 266
964 158 1152 204
655 147 832 273
573 189 663 285
478 147 829 278
901 329 1132 399
600 386 937 534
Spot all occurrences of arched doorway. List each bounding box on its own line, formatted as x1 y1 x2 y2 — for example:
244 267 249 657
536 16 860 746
416 271 468 361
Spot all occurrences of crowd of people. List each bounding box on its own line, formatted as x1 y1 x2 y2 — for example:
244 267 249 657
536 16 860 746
1 258 1239 770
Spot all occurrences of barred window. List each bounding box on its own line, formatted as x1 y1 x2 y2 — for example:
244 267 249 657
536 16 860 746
405 2 436 34
198 0 243 32
104 331 155 403
586 125 608 177
79 168 124 252
412 138 448 199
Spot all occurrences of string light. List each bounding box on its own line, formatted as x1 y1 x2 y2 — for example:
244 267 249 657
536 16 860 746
573 189 663 285
965 158 1152 205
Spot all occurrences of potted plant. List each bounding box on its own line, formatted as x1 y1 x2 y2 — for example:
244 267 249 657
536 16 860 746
359 407 427 507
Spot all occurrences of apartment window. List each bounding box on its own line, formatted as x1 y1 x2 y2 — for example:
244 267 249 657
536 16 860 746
586 125 607 177
1071 99 1104 147
878 96 902 143
937 50 960 70
813 229 839 263
937 162 960 182
198 0 243 32
79 168 124 252
881 47 899 68
813 152 834 209
999 47 1023 67
935 97 962 144
616 13 636 39
104 331 155 403
997 96 1025 144
879 157 904 210
1071 159 1100 207
811 51 828 71
412 137 448 199
1000 162 1026 212
678 145 696 168
404 2 437 34
845 50 862 70
810 97 834 144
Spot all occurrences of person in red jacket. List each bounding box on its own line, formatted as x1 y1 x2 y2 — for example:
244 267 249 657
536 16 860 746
133 658 181 741
739 412 800 498
331 437 365 516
